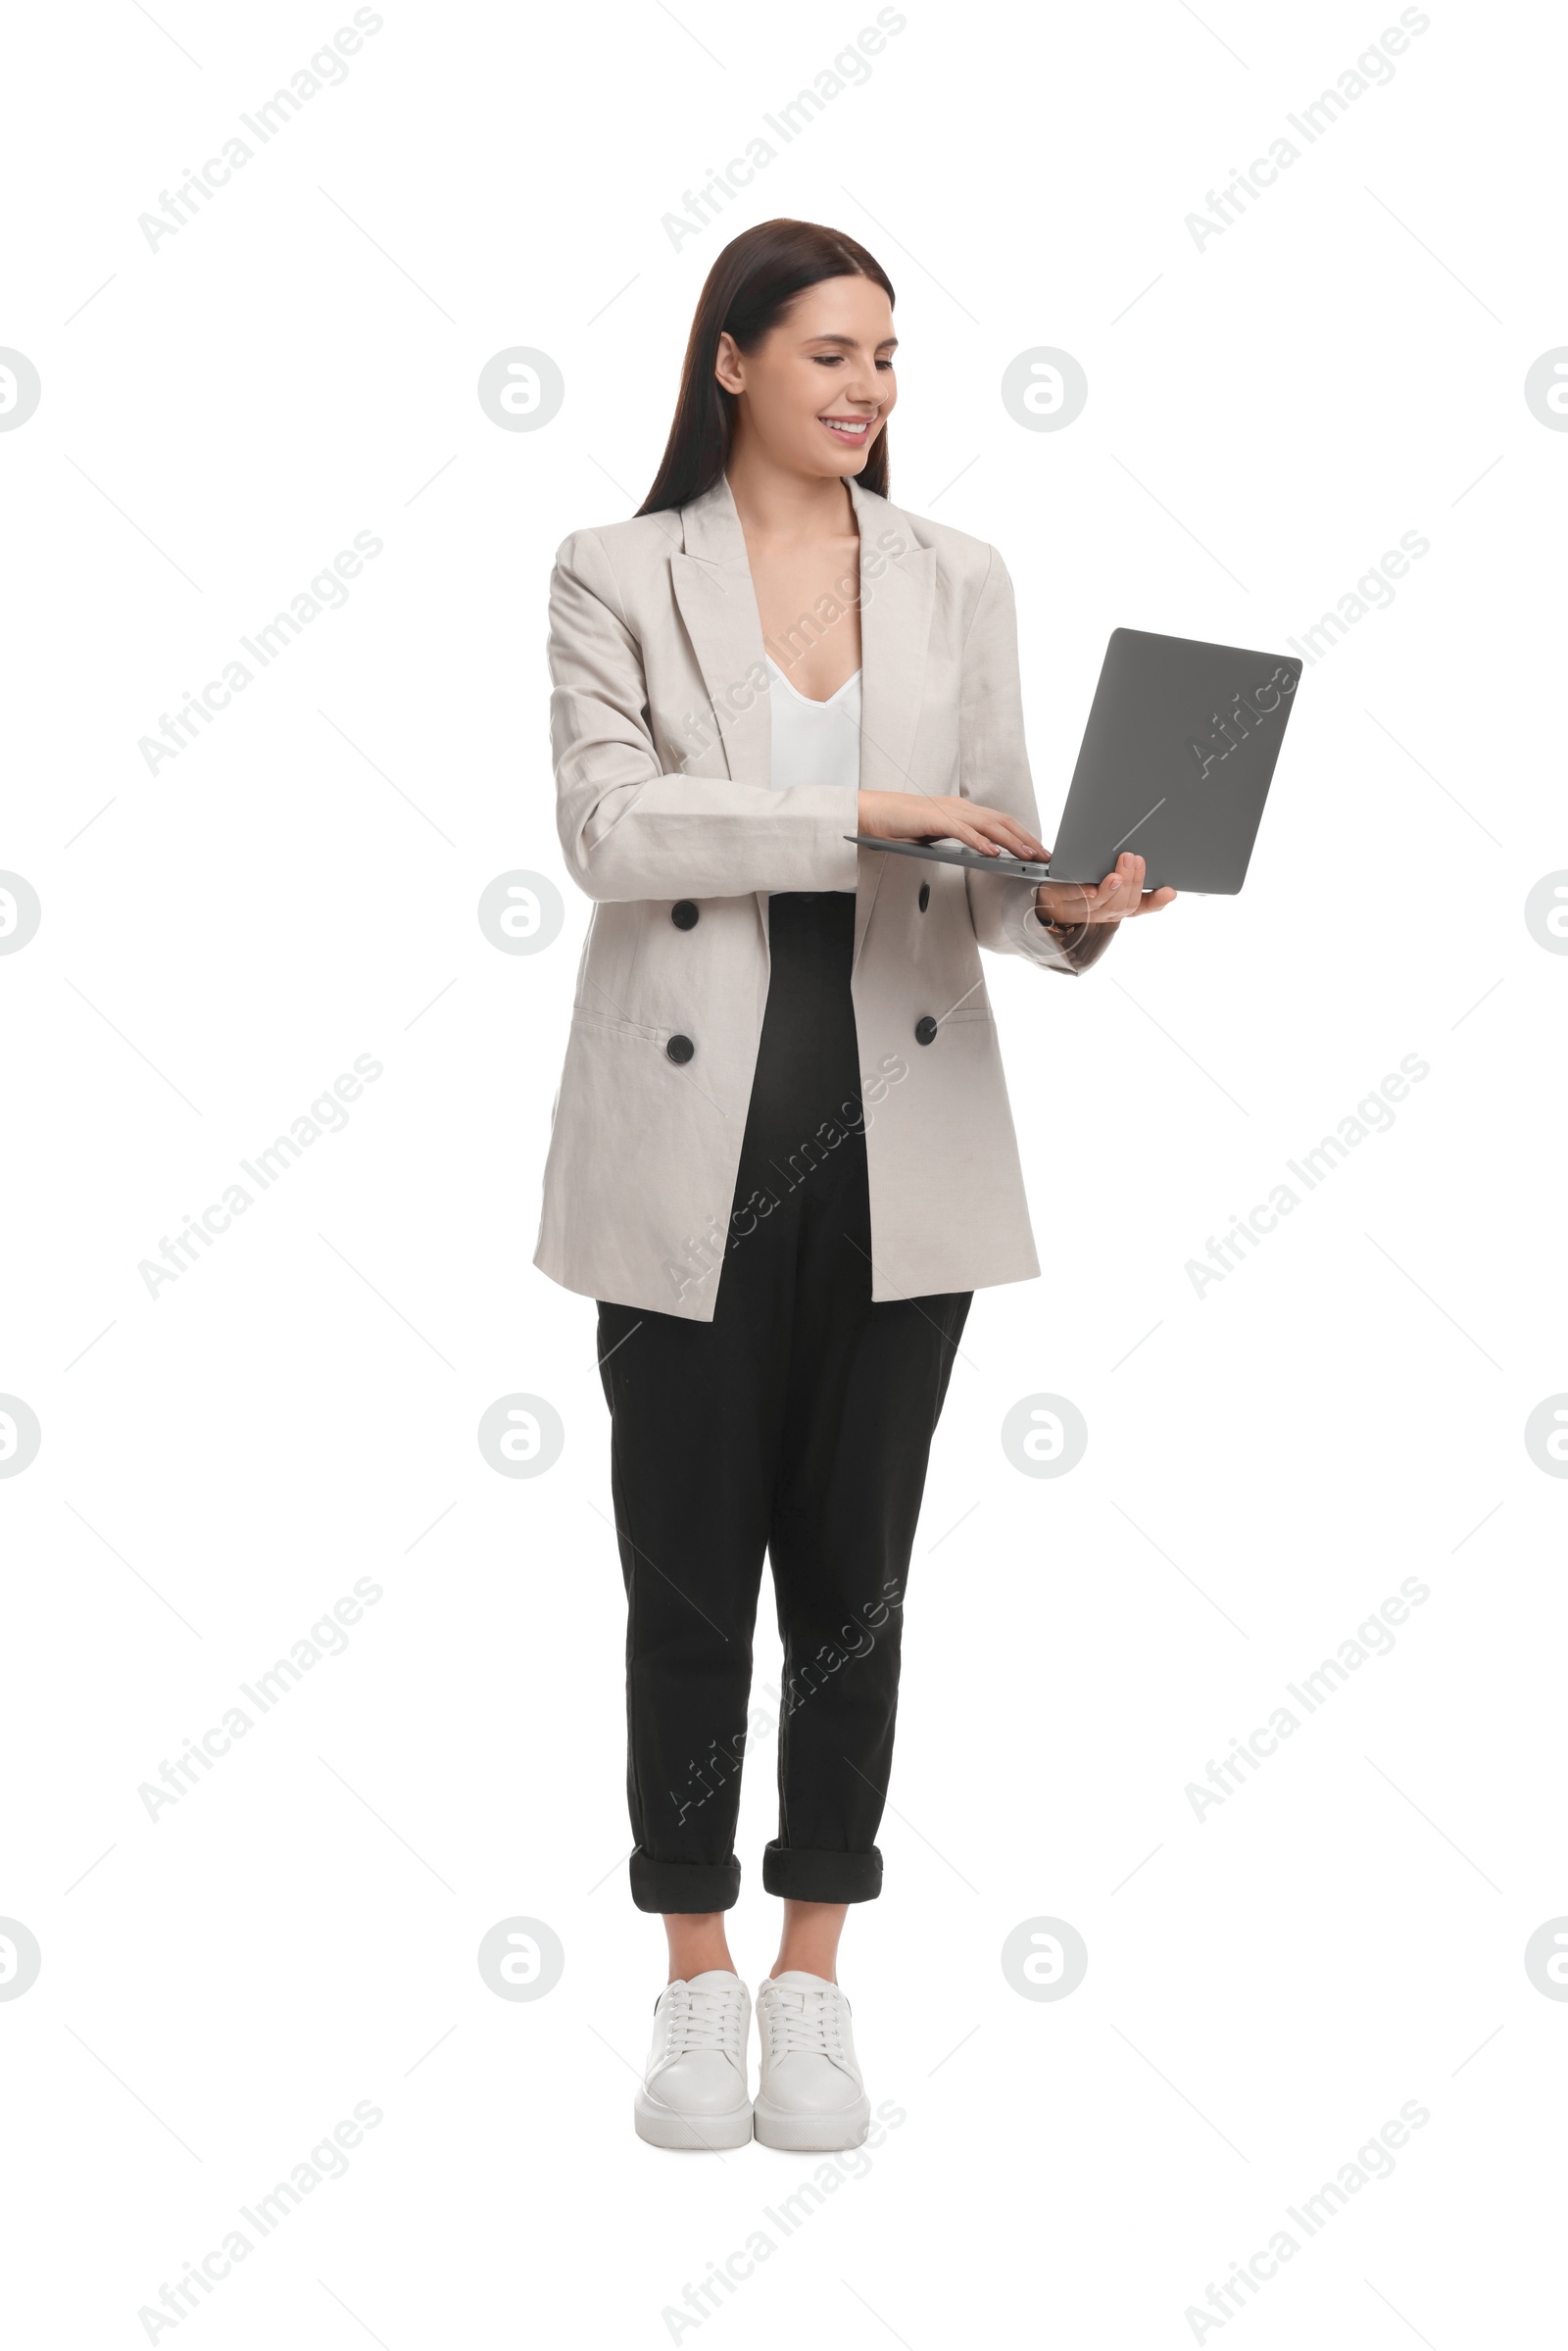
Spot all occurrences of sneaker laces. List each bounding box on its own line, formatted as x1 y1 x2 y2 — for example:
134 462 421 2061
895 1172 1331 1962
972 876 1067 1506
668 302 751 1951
661 1980 745 2062
761 1980 847 2062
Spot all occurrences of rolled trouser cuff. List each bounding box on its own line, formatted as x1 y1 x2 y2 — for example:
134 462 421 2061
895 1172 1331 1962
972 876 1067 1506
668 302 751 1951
629 1849 742 1914
761 1840 883 1903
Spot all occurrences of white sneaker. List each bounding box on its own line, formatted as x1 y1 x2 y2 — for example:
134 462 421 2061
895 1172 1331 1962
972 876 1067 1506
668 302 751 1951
753 1971 870 2151
634 1970 754 2150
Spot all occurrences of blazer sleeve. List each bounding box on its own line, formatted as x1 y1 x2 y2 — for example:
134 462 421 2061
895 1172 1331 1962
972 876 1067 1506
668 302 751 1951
960 545 1115 978
548 528 860 903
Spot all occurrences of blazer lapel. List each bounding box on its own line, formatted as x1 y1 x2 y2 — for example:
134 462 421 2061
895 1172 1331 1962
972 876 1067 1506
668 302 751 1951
669 477 770 788
848 476 936 972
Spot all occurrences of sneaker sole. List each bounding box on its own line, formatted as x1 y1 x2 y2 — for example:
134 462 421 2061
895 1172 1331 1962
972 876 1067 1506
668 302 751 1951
635 2087 755 2151
752 2092 871 2153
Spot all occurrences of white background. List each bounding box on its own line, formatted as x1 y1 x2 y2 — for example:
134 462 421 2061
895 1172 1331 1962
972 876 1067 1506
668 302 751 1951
4 0 1565 2342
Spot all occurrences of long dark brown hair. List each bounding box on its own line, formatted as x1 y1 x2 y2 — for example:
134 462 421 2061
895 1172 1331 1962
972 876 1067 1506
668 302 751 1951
637 219 896 516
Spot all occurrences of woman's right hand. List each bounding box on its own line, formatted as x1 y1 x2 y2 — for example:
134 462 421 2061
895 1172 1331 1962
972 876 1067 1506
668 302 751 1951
857 790 1049 864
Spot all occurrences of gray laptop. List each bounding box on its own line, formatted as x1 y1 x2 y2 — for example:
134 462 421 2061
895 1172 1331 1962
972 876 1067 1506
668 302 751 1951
849 626 1302 895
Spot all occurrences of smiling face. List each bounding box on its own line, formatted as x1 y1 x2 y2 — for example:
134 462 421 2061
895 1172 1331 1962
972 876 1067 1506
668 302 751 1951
714 273 898 483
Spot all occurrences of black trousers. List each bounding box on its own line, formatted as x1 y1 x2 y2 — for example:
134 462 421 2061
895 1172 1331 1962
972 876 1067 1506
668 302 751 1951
597 892 971 1914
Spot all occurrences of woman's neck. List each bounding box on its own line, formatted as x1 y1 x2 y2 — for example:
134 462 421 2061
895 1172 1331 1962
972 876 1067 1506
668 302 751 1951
723 443 856 548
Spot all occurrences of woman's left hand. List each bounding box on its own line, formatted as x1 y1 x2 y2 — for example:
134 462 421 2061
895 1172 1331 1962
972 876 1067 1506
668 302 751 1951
1036 851 1177 927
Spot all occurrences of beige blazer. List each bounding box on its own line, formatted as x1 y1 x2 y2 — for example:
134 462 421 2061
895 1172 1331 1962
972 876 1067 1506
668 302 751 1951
533 471 1114 1321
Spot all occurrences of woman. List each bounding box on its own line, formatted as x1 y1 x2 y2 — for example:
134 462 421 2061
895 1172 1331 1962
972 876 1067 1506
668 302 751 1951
537 219 1174 2152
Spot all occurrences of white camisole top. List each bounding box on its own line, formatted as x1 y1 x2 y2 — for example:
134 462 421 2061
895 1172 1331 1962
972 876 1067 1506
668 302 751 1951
765 656 861 795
